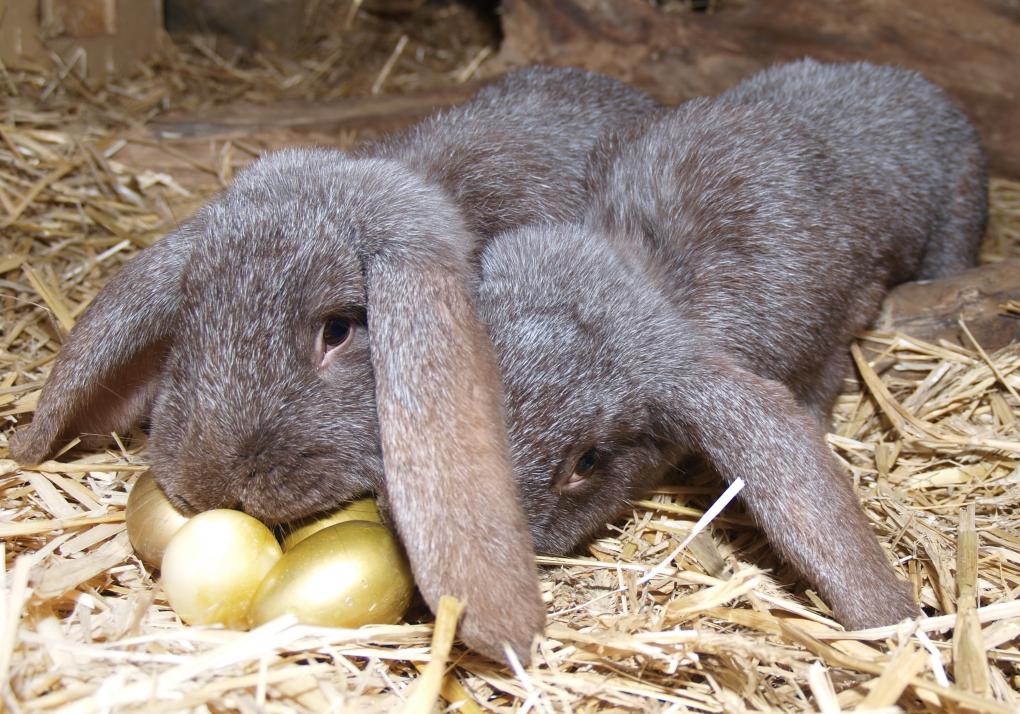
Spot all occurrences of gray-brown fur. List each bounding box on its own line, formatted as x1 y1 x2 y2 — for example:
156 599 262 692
10 66 660 661
478 60 987 630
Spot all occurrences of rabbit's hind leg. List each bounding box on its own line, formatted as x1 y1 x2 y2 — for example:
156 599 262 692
916 146 988 280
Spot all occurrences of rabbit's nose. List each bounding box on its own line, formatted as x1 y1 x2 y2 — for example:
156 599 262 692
237 447 267 478
231 432 293 484
236 450 276 481
234 429 279 467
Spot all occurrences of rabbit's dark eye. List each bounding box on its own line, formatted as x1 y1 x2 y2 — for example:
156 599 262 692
575 449 597 476
322 317 352 350
559 448 598 491
318 317 356 369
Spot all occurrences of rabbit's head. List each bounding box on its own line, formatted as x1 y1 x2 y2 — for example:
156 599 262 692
16 151 431 521
479 222 919 629
478 224 691 553
12 148 544 661
151 153 397 522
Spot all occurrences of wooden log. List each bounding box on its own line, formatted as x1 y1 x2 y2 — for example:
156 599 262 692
497 0 1020 179
873 261 1020 351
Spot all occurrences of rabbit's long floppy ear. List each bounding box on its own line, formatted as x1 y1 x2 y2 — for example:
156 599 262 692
10 229 192 465
665 357 918 629
367 258 545 663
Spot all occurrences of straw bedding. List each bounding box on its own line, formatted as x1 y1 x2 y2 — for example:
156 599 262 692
1 15 1018 713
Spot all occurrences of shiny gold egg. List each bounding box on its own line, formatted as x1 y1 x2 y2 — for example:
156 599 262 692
125 471 190 568
281 498 382 552
248 520 414 629
161 509 283 629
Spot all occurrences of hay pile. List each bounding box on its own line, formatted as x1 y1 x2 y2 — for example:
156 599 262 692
2 19 1019 712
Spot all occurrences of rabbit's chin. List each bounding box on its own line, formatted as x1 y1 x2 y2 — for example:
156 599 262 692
525 504 635 557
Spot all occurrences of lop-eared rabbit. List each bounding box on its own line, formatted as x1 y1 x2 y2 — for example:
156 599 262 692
10 66 660 661
478 60 987 629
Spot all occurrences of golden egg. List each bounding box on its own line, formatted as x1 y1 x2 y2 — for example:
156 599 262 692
161 509 283 629
281 498 382 552
125 471 190 568
249 520 414 629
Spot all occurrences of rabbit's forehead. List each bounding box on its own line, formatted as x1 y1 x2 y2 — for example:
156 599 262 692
180 211 367 317
197 199 362 266
501 316 632 428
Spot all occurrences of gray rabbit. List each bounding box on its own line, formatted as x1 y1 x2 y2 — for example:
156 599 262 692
10 66 660 661
477 60 987 629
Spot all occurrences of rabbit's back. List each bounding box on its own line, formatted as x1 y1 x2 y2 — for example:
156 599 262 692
586 60 986 408
370 66 662 237
723 59 986 279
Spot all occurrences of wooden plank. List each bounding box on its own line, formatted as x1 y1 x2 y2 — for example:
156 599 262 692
148 82 483 139
117 83 488 192
1 0 162 79
42 0 116 37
